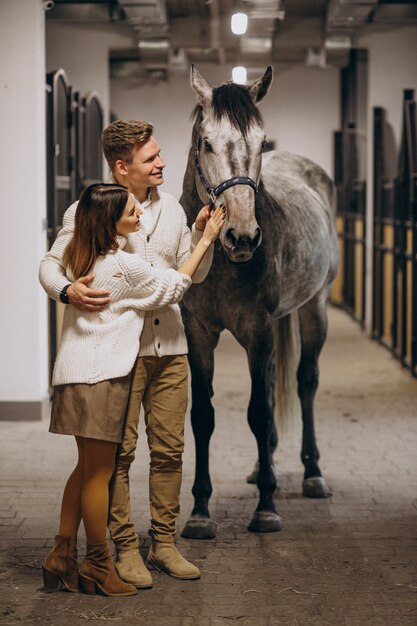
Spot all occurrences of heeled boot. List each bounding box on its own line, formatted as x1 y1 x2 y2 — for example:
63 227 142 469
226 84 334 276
42 535 79 593
147 540 200 580
79 541 137 597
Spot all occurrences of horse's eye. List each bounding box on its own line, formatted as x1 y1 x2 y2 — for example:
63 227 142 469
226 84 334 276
261 138 267 149
204 139 213 152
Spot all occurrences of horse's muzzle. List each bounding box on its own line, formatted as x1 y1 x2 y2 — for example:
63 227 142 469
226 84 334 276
223 226 262 262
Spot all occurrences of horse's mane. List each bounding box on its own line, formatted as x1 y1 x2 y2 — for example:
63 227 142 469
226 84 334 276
192 82 263 137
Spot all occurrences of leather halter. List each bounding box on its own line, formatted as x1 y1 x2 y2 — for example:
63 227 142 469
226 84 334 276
195 138 259 207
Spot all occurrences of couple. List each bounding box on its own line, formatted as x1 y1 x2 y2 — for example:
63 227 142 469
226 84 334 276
39 120 224 597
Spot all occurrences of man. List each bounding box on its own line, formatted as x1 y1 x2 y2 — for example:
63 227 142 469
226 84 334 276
39 120 214 587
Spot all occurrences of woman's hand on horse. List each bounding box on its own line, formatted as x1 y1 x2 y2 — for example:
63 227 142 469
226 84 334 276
202 205 226 243
195 204 211 231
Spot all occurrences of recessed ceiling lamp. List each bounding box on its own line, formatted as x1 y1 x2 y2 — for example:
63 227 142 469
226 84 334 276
232 66 247 84
231 12 248 35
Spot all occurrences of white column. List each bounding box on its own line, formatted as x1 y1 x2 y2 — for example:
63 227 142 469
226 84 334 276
0 0 49 419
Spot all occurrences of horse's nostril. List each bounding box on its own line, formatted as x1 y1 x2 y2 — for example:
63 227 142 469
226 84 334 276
225 227 262 251
225 227 239 248
253 227 262 248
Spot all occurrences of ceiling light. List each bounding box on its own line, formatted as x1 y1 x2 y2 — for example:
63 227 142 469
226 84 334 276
232 66 247 84
231 12 248 35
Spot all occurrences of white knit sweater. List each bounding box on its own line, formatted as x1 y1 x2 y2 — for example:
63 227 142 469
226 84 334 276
50 248 192 385
39 188 213 358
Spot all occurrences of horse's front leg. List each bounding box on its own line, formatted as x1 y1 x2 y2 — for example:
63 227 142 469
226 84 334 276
245 328 282 532
298 293 332 498
246 422 278 484
181 324 220 539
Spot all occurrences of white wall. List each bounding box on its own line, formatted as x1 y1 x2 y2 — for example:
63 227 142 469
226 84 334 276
110 63 340 199
355 24 417 330
262 64 339 175
0 0 49 418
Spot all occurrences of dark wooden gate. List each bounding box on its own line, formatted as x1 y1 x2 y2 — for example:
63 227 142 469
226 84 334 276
45 71 104 380
331 50 367 326
46 69 73 376
82 93 104 188
373 90 417 376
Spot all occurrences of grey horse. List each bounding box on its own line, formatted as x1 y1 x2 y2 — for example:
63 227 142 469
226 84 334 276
180 66 339 537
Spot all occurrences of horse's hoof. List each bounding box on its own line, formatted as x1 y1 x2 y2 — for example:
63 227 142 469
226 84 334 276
302 476 332 498
247 511 282 533
181 516 216 539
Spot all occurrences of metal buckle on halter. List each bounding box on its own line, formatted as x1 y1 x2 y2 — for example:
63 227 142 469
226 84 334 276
208 189 217 206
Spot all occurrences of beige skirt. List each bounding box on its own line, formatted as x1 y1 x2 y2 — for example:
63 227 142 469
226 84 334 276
49 375 131 443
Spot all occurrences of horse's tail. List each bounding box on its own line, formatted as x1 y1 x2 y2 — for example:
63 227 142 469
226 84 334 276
273 311 301 441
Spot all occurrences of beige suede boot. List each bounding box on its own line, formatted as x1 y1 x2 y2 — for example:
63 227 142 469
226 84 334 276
147 541 200 580
115 548 153 589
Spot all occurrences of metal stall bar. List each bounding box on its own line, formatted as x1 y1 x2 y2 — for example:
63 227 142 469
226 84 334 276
412 173 417 376
372 107 387 343
403 94 416 375
393 90 416 372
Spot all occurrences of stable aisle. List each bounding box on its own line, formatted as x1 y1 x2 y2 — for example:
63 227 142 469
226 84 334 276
0 306 416 625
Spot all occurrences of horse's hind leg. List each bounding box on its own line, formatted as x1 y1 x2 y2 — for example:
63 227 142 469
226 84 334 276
181 327 220 540
244 328 281 532
298 292 332 498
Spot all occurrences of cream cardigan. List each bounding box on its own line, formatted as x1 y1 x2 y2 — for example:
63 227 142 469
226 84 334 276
50 247 192 386
39 188 213 358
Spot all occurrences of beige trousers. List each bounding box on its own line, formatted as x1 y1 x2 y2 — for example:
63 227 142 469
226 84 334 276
108 355 188 550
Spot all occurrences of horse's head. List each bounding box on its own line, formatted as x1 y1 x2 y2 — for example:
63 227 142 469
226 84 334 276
191 65 273 263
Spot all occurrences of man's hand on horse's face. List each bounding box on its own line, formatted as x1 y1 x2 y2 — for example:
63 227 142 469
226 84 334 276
67 275 111 312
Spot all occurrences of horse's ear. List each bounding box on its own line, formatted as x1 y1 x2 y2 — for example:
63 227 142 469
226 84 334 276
247 66 273 103
190 65 212 109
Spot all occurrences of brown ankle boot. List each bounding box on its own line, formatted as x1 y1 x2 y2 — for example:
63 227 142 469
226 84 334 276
79 542 137 597
42 535 79 593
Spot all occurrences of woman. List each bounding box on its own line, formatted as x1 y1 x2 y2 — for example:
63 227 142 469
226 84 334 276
41 183 224 597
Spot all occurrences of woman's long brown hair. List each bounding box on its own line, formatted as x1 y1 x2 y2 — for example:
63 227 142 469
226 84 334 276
63 183 129 280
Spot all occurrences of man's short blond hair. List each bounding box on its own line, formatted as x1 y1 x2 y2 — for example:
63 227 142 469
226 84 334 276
102 120 154 172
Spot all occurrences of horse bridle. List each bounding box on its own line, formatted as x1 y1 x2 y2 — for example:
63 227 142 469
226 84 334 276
195 138 259 208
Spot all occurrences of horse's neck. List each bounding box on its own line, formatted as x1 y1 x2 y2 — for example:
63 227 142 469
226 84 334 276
253 184 287 269
256 182 285 235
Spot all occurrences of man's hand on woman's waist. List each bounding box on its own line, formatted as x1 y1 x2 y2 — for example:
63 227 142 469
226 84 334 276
67 275 111 312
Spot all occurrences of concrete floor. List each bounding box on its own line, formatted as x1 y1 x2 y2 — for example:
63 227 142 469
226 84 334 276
0 306 416 626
